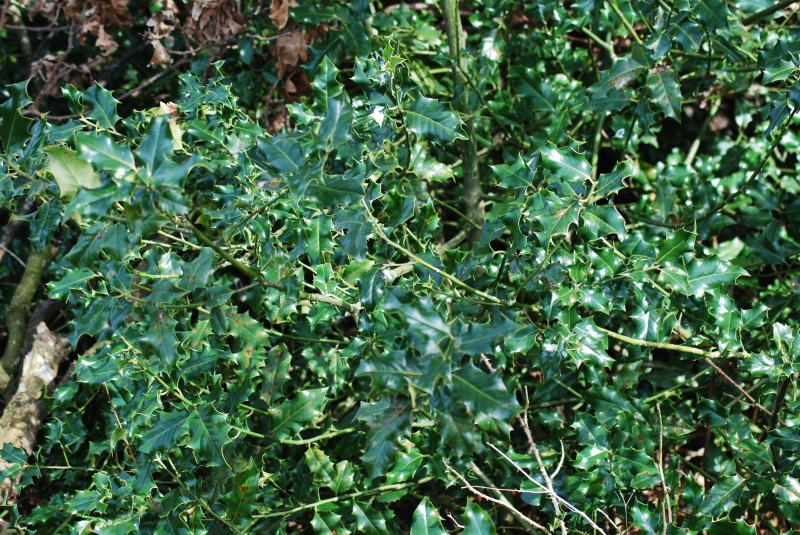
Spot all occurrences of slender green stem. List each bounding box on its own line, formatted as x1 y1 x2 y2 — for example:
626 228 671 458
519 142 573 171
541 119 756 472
363 201 512 307
159 457 245 535
132 270 180 280
457 63 524 148
191 225 272 285
513 238 565 300
232 425 266 438
644 368 711 403
193 225 359 313
265 328 344 344
767 376 791 433
598 326 717 358
684 97 721 167
582 26 615 56
590 114 606 181
433 198 482 230
280 427 357 445
251 477 435 519
120 336 196 406
440 0 484 244
677 457 716 483
607 0 642 44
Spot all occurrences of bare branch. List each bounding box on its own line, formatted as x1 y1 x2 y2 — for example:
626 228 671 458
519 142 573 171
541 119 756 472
488 444 608 535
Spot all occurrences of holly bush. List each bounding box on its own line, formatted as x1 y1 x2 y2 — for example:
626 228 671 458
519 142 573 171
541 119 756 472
1 0 800 534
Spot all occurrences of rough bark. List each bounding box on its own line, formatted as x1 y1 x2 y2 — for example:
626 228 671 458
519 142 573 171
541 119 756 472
440 0 484 244
3 299 63 400
0 247 53 391
0 323 70 504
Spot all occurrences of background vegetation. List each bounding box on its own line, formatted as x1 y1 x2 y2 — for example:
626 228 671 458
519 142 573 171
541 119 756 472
0 0 799 534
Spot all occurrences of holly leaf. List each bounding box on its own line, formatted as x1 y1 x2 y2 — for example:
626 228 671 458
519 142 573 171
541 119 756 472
261 345 292 405
139 410 191 453
356 397 412 480
492 154 535 189
592 160 634 200
44 146 102 200
529 192 582 245
353 503 388 535
694 0 730 31
452 363 521 422
686 258 748 297
580 205 627 240
269 388 328 440
763 60 797 85
511 67 557 112
83 84 121 128
305 447 356 493
0 81 33 150
404 96 467 144
462 501 498 535
647 67 682 121
76 132 136 174
186 403 230 467
223 459 260 528
410 498 447 535
698 475 746 516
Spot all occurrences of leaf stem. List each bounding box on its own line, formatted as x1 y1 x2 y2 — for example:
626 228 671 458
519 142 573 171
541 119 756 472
192 224 359 313
158 456 245 535
607 0 643 44
597 326 717 358
581 26 615 57
251 476 435 519
280 427 357 445
363 200 512 306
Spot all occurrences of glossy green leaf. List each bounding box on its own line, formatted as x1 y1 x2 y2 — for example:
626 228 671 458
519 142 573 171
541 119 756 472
410 498 446 535
404 96 467 143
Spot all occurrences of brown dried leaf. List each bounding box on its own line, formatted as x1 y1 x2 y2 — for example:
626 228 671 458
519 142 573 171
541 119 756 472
269 0 298 29
160 101 178 117
149 39 173 67
270 30 307 78
266 103 288 135
185 0 247 43
95 26 119 55
284 70 311 100
106 0 132 28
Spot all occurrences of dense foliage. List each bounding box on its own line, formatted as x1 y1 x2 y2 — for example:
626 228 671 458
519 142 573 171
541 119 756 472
1 0 800 534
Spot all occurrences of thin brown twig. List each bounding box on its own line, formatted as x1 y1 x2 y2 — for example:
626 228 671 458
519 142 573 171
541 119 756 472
655 403 673 525
489 444 608 535
118 57 191 100
447 512 464 529
480 353 496 373
5 24 70 32
444 460 548 534
519 387 566 535
103 382 138 468
703 358 780 421
32 24 76 113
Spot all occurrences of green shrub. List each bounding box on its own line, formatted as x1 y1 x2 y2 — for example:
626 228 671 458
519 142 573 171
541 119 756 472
1 1 800 534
